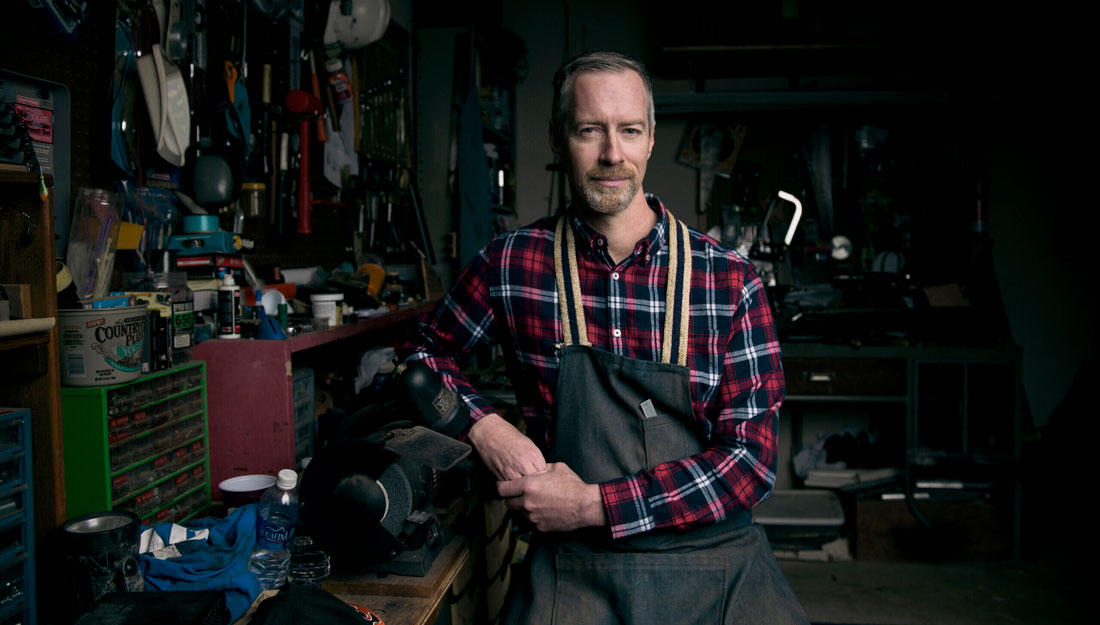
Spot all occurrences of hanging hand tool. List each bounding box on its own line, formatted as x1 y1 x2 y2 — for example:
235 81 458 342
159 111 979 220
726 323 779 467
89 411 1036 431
308 51 329 142
224 61 238 104
264 64 279 222
286 89 323 234
276 131 290 236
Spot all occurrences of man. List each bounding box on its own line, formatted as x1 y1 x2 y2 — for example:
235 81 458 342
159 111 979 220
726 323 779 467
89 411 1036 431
402 51 808 624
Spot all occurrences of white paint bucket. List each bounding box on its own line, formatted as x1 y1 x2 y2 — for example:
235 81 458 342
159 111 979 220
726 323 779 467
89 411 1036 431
59 305 147 386
310 293 344 327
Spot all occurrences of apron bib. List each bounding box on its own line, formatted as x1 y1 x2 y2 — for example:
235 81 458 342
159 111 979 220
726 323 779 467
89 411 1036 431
503 212 807 625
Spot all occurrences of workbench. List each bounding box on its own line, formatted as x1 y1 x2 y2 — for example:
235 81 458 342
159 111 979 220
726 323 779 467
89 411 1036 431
239 535 471 625
324 536 472 625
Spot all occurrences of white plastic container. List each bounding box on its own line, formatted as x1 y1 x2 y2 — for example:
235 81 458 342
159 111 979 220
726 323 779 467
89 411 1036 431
59 305 147 386
217 273 241 339
753 489 845 550
310 293 344 327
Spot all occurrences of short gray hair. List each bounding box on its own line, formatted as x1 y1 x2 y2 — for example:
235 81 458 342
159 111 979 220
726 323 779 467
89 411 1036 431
551 50 654 137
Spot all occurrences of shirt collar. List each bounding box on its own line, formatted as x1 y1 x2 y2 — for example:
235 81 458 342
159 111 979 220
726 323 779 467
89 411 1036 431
566 193 670 265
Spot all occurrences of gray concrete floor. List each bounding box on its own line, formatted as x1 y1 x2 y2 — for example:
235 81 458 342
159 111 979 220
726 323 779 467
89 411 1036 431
780 557 1084 625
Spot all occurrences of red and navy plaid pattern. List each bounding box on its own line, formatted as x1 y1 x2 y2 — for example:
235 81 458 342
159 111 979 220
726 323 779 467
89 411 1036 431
401 195 785 539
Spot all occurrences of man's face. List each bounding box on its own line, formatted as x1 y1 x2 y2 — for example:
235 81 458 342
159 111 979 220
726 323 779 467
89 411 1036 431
554 70 655 216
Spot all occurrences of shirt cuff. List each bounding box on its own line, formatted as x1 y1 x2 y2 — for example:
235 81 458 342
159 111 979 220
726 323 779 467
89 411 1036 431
599 476 657 539
456 394 497 441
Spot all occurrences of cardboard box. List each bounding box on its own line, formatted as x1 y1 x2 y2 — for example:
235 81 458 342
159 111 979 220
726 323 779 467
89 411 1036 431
855 498 1011 561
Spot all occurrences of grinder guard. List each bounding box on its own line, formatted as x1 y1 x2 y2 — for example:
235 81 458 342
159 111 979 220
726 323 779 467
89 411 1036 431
299 360 472 573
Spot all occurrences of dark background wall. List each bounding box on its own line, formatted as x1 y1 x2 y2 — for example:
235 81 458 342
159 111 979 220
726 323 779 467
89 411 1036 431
498 0 1096 433
2 0 1094 439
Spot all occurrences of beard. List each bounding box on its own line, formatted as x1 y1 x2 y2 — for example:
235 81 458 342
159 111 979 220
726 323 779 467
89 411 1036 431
576 164 638 215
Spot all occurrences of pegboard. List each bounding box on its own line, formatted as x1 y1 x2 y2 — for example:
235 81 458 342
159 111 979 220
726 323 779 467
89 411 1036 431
241 201 359 273
1 3 117 258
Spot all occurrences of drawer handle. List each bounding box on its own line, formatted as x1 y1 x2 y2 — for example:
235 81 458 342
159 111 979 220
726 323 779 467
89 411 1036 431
806 372 835 383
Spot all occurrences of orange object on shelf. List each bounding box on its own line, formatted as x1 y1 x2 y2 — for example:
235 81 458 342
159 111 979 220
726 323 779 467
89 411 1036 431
243 282 296 307
356 263 386 295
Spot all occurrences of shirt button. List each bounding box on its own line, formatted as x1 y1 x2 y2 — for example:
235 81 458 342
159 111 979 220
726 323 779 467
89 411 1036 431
612 328 622 338
611 272 620 280
645 254 651 262
596 238 605 246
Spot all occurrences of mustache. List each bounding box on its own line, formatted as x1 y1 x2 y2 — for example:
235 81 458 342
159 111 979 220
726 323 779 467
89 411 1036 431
586 165 635 181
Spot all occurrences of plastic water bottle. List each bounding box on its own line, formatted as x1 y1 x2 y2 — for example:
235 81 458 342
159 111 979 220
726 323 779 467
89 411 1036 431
249 469 298 589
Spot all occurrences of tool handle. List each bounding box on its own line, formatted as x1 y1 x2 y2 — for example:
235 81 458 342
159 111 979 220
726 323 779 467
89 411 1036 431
224 61 237 103
297 119 312 234
309 53 328 142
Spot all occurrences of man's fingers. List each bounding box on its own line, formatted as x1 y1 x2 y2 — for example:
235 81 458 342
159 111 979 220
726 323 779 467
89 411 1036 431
497 477 524 499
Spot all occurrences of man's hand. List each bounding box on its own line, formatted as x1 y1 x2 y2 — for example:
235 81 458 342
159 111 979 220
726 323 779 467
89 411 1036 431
497 462 608 532
467 413 547 480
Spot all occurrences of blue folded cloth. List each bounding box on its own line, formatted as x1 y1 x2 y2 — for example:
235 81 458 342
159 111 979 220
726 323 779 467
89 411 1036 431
139 504 263 622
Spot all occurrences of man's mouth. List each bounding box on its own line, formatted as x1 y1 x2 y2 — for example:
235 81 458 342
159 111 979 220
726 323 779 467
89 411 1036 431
592 177 629 187
587 167 634 186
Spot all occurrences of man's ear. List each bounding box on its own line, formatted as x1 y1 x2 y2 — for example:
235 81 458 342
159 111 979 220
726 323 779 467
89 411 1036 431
549 120 562 157
647 122 655 159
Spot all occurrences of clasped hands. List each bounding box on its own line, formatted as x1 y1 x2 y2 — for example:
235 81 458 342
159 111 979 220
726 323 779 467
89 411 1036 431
468 413 607 532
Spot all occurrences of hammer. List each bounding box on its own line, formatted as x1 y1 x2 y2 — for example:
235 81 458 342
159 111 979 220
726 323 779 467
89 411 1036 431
285 89 323 235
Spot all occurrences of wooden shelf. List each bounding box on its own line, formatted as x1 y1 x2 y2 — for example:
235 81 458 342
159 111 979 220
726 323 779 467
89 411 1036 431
0 171 64 592
286 302 435 354
785 394 907 404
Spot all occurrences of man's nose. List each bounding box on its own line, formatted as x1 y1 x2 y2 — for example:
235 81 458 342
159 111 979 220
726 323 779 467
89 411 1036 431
600 133 624 164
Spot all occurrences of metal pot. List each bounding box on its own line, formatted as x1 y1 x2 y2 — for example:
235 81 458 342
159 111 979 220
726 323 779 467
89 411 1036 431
61 510 145 620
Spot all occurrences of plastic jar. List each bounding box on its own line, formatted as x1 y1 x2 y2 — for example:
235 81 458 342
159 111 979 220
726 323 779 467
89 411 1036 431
241 182 266 218
310 293 344 328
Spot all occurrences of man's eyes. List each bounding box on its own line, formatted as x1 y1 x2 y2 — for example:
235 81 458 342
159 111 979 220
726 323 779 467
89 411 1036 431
578 127 643 136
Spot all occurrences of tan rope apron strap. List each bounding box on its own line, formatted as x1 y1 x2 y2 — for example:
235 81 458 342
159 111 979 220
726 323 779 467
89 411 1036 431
661 213 692 367
554 215 590 347
556 211 689 359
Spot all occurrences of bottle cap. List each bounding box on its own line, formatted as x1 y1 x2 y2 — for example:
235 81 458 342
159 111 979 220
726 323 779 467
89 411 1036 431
277 468 298 489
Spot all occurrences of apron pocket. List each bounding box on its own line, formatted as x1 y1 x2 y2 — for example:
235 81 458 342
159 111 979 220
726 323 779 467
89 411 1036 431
642 414 704 469
552 551 726 625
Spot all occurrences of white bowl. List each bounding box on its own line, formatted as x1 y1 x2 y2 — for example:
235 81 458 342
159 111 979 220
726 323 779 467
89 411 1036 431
219 474 276 507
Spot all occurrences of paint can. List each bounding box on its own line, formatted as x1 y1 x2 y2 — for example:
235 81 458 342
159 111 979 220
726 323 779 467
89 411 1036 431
59 305 148 386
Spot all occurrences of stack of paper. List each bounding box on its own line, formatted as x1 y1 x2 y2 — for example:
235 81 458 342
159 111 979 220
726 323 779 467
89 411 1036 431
804 467 900 489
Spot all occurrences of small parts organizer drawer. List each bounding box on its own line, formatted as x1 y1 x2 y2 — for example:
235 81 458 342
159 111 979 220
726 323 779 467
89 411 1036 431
109 412 205 472
0 511 26 562
62 362 211 523
784 358 907 396
0 407 34 625
111 438 206 502
117 462 207 525
106 366 203 417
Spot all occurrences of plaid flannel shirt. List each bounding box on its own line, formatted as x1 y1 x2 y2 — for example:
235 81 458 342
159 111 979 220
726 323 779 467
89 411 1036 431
401 194 785 538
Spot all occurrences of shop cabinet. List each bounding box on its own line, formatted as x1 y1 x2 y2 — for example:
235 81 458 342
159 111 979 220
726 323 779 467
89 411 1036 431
0 408 35 625
193 302 431 495
61 362 210 525
782 343 1023 558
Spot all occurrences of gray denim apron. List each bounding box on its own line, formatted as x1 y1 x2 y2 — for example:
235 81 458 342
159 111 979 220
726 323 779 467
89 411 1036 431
502 214 808 625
